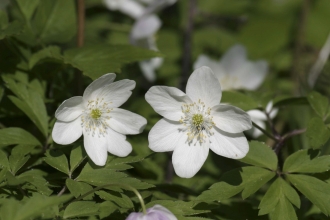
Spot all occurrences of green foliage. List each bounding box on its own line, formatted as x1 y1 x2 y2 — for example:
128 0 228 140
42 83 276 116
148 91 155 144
0 128 41 147
63 201 99 219
307 91 329 118
239 141 278 170
221 91 258 111
306 117 330 149
44 149 70 175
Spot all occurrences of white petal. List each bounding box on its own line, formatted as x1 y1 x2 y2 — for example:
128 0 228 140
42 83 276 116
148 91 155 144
212 104 252 133
265 101 273 113
172 136 209 178
85 79 136 108
131 15 161 40
103 0 145 19
269 108 278 119
55 96 84 122
139 57 163 82
108 108 147 135
193 55 225 81
83 73 116 100
186 66 222 107
52 117 82 145
209 128 249 159
234 60 268 90
145 86 192 121
106 129 132 157
247 109 267 121
220 44 247 73
148 205 177 220
83 131 108 166
148 118 184 152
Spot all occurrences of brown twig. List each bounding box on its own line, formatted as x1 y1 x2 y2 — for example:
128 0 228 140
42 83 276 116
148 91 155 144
74 0 85 95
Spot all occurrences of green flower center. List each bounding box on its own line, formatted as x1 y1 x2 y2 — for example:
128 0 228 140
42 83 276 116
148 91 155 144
192 114 204 128
90 108 102 119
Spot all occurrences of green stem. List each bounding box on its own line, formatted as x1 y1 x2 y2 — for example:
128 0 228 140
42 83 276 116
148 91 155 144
60 183 146 214
252 122 277 141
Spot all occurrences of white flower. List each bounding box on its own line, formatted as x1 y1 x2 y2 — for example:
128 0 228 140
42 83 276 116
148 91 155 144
145 66 252 178
194 44 268 91
52 74 147 166
126 204 177 220
104 0 176 82
247 101 278 138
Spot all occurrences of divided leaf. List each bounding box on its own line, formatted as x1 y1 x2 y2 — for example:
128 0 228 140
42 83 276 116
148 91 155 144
306 117 330 149
66 178 93 200
287 174 330 216
307 91 329 118
283 149 330 173
197 166 275 202
44 149 70 175
0 128 41 147
239 141 278 170
63 201 99 219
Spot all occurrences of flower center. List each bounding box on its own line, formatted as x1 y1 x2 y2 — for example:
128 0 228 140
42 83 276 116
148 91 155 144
179 100 215 145
81 98 112 137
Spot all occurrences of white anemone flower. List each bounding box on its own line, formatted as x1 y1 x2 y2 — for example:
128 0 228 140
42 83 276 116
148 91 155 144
126 205 177 220
194 44 268 91
247 101 278 138
104 0 176 82
52 73 147 166
145 66 252 178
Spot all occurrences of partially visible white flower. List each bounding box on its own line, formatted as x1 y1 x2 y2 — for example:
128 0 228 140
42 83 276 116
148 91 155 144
247 101 278 138
104 0 176 82
126 205 177 220
194 44 268 91
52 74 147 166
146 66 252 178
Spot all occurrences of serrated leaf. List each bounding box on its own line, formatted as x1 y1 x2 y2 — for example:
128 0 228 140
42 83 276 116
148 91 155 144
269 196 297 220
69 145 86 173
29 46 62 69
221 91 258 111
63 201 99 219
287 174 330 216
0 21 24 40
259 178 300 216
3 76 48 137
239 141 278 170
63 44 162 79
19 170 53 196
197 166 275 202
16 0 40 21
44 149 69 175
283 149 330 173
96 190 133 209
0 128 41 147
307 91 329 118
306 117 330 149
33 0 76 44
9 154 30 175
66 178 93 200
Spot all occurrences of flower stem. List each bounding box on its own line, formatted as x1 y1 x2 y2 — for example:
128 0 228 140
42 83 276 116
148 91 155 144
60 183 147 214
252 122 277 141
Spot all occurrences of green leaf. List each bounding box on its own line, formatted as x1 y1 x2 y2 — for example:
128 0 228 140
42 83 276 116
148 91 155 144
63 44 162 79
3 76 48 137
63 201 99 219
269 196 297 220
259 178 300 215
19 170 53 196
197 166 275 201
96 190 134 209
16 0 40 21
221 91 258 111
283 149 330 173
306 117 330 149
10 194 72 220
146 200 210 217
70 145 86 173
239 141 278 170
28 46 62 69
0 150 9 168
66 178 93 200
0 128 41 147
307 91 329 118
9 154 30 175
274 97 308 107
287 174 330 216
44 149 70 175
33 0 76 44
0 21 24 40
